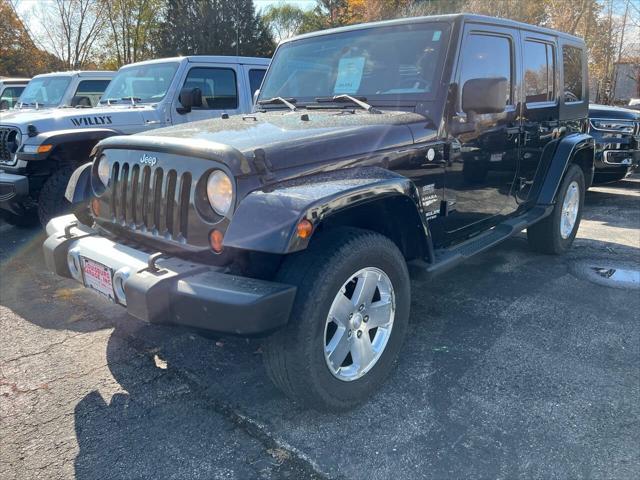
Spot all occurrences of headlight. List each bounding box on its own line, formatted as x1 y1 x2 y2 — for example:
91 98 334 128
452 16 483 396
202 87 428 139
206 170 233 216
14 131 22 151
590 119 635 133
97 155 110 186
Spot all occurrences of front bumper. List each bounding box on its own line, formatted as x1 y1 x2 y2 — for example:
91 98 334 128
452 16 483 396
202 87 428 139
601 148 640 167
43 215 297 335
0 171 29 214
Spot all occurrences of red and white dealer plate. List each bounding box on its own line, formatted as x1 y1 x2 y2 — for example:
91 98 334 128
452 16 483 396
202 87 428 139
81 257 115 302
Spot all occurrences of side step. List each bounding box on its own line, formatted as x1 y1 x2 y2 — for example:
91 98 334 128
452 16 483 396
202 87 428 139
410 206 552 278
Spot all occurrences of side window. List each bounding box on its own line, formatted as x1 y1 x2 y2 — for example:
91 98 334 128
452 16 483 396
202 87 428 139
249 69 266 96
1 86 25 107
75 80 111 106
562 45 583 103
524 41 555 103
183 68 238 110
459 33 513 107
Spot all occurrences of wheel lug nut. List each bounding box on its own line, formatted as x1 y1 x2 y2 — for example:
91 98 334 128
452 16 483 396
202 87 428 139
357 331 362 338
358 304 364 311
364 315 369 322
348 330 352 337
349 313 353 319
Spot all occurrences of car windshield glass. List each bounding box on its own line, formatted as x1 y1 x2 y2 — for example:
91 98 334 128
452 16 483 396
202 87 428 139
18 76 71 106
99 62 179 104
259 22 450 105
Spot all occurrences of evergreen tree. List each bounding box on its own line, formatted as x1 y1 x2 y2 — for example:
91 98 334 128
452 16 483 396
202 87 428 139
154 0 274 58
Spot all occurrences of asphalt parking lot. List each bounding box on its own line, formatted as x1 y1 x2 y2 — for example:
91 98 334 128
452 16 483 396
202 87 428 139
1 176 639 480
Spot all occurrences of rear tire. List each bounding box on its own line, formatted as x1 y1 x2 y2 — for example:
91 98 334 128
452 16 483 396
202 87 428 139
37 167 74 226
263 227 410 411
528 164 585 254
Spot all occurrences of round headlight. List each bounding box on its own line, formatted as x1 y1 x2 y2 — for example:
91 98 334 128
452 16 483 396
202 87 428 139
206 170 233 216
14 131 22 151
97 155 110 186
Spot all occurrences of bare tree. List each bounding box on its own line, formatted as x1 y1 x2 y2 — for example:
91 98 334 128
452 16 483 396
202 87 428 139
37 0 107 70
102 0 160 67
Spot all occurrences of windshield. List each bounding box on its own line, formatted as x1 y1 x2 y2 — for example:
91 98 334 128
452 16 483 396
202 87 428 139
18 76 71 107
259 22 450 105
100 62 179 104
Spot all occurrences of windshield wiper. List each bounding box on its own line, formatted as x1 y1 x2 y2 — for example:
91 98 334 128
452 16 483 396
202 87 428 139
257 97 297 111
121 96 142 105
314 95 382 114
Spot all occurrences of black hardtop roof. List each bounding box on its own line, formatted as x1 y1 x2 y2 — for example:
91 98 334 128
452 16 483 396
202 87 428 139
282 13 585 46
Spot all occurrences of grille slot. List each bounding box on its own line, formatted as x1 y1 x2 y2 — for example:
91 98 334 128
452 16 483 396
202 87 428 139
105 161 192 240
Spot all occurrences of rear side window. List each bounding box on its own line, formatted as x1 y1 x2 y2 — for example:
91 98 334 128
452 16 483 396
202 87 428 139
249 69 266 96
459 33 513 107
524 41 555 103
75 79 111 106
183 68 238 110
563 45 583 103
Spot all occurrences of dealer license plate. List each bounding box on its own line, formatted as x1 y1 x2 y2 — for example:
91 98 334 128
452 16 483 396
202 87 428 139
81 257 115 302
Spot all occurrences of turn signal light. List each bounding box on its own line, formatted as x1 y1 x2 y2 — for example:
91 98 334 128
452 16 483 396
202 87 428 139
91 198 100 216
209 229 224 253
296 219 313 239
37 144 53 154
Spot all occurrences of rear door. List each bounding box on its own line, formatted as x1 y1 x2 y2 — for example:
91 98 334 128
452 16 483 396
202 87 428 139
443 23 521 238
171 63 242 124
517 31 559 202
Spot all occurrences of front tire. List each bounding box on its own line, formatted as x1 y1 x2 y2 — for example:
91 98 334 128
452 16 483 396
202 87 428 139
528 164 585 254
263 228 410 411
37 167 74 226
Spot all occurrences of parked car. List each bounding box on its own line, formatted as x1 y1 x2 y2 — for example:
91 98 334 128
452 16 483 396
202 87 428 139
0 56 268 226
44 14 593 411
11 71 114 112
0 77 30 110
588 104 639 183
628 98 640 110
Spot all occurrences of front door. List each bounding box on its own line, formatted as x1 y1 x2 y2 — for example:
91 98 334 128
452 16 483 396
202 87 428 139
443 24 520 239
171 64 242 125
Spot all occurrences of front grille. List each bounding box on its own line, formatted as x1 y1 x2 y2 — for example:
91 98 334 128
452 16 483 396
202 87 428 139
109 161 193 241
0 127 19 162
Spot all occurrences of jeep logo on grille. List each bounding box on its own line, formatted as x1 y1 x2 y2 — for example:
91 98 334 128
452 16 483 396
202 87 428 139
139 154 158 166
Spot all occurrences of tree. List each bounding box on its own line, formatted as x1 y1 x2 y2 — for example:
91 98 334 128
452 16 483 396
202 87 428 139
0 0 62 76
263 3 307 42
154 0 274 58
101 0 161 68
35 0 107 70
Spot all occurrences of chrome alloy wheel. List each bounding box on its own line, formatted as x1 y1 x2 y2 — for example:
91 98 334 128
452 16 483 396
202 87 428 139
323 267 396 382
561 180 580 239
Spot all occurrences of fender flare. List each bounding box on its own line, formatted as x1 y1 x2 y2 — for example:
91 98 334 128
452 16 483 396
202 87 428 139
535 132 594 205
18 128 122 162
64 162 92 204
224 167 429 254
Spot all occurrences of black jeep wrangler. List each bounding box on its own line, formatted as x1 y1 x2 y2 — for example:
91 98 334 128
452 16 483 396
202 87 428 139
44 14 594 411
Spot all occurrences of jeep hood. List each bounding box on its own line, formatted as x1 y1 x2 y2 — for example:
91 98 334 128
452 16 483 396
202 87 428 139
99 110 430 175
0 104 158 132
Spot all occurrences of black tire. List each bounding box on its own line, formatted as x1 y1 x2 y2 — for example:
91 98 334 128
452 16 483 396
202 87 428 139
527 164 585 254
263 227 410 411
37 167 74 226
0 209 39 228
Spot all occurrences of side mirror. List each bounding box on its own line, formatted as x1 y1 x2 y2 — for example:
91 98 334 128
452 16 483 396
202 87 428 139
177 87 202 114
462 77 508 115
71 95 91 107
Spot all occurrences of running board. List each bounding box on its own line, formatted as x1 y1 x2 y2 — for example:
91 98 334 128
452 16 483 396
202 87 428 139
410 206 552 278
